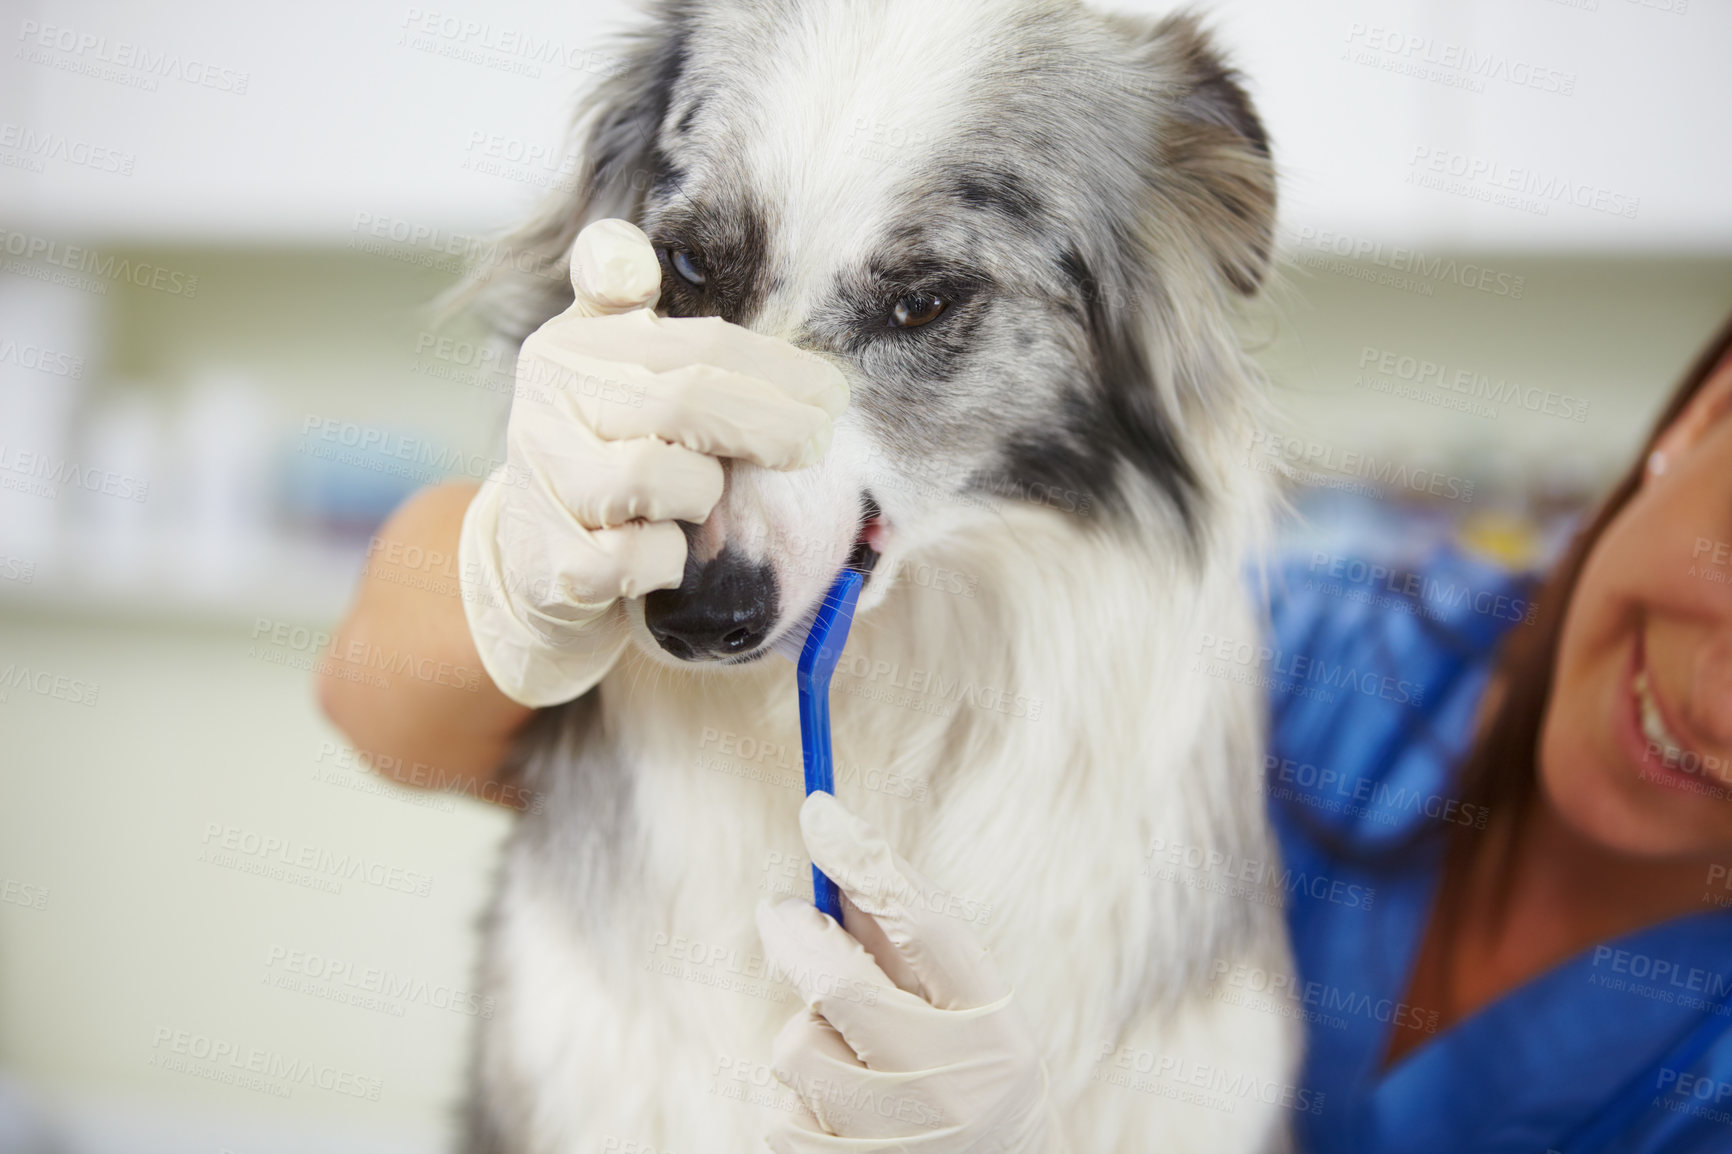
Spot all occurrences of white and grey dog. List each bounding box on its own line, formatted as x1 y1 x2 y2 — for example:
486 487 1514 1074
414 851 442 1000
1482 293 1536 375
465 0 1296 1149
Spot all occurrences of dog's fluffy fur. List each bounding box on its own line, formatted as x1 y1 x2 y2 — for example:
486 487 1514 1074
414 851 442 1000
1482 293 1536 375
464 1 1297 1149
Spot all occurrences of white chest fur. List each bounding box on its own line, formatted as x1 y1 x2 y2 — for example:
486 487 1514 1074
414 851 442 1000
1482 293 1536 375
472 509 1298 1153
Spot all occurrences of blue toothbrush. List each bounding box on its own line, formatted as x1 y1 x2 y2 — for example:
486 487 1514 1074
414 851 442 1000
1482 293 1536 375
770 568 866 923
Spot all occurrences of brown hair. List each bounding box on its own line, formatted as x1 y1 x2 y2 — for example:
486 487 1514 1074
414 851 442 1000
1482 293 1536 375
1433 311 1732 927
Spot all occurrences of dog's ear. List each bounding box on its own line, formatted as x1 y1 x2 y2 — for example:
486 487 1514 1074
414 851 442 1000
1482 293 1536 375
577 0 694 222
1132 14 1276 296
455 0 694 338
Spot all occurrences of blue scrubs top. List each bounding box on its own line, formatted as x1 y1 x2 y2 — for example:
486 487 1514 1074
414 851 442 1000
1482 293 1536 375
1264 546 1732 1153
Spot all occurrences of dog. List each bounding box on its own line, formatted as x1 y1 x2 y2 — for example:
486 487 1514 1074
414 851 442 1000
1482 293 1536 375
463 0 1297 1149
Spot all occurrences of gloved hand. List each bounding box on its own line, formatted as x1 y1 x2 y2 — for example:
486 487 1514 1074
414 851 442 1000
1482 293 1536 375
755 792 1066 1152
459 219 850 707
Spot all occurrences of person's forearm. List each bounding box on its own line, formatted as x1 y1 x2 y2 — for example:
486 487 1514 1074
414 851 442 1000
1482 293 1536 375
316 481 533 804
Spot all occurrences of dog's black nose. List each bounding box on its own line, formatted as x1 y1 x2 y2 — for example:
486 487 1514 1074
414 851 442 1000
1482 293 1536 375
643 546 778 661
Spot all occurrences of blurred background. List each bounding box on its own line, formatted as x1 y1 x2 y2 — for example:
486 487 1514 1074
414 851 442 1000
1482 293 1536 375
2 0 1730 1149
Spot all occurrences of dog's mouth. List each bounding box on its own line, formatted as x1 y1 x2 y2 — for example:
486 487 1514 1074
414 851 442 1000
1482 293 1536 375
717 493 885 667
846 493 886 580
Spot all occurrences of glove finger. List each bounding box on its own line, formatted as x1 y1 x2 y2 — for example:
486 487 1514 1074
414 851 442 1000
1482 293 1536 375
762 1102 853 1154
525 305 847 427
522 337 834 470
532 426 724 530
511 505 689 612
566 218 662 315
647 315 850 418
773 1009 958 1141
755 898 940 1073
838 892 923 998
770 1009 859 1133
545 310 848 418
459 476 632 707
606 361 834 471
800 792 1009 1011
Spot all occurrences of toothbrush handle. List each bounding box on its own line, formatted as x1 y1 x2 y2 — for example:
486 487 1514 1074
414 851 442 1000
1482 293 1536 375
803 668 845 921
812 866 844 923
799 674 845 922
794 569 865 925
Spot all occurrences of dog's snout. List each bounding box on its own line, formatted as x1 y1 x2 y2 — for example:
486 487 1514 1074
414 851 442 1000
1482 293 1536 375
643 546 779 661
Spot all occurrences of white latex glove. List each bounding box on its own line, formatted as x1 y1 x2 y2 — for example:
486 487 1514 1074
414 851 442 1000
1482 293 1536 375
755 793 1066 1153
459 219 850 707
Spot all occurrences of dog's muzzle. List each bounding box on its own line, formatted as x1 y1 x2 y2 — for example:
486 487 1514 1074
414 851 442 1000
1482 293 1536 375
644 493 885 663
643 545 777 660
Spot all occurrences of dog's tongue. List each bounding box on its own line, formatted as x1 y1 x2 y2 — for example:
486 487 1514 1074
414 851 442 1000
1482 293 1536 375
863 516 891 555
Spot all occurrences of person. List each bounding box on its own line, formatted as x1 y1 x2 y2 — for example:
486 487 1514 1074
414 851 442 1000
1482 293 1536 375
317 307 1732 1150
1263 313 1732 1152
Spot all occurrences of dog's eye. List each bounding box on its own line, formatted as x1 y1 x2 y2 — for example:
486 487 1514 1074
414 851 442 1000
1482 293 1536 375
668 249 707 286
890 292 947 329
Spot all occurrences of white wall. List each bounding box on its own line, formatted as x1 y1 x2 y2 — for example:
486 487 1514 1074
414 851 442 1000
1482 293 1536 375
4 0 1729 249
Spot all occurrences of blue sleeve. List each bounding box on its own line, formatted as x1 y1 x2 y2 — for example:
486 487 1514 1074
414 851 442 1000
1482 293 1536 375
1258 543 1537 851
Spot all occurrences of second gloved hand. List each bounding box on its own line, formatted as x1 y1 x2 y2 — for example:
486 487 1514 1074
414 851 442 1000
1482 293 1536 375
459 218 850 707
755 793 1067 1152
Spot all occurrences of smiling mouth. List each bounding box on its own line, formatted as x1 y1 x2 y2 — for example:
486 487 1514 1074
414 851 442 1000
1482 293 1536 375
1635 666 1690 765
1628 631 1727 783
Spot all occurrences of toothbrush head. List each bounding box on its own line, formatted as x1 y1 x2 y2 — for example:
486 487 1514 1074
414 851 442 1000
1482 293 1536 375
771 569 866 686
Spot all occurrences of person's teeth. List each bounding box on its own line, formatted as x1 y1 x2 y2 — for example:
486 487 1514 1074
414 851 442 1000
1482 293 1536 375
1635 668 1686 759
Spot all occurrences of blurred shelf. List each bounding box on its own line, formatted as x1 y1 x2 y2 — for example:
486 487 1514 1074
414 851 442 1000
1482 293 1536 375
0 527 365 630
